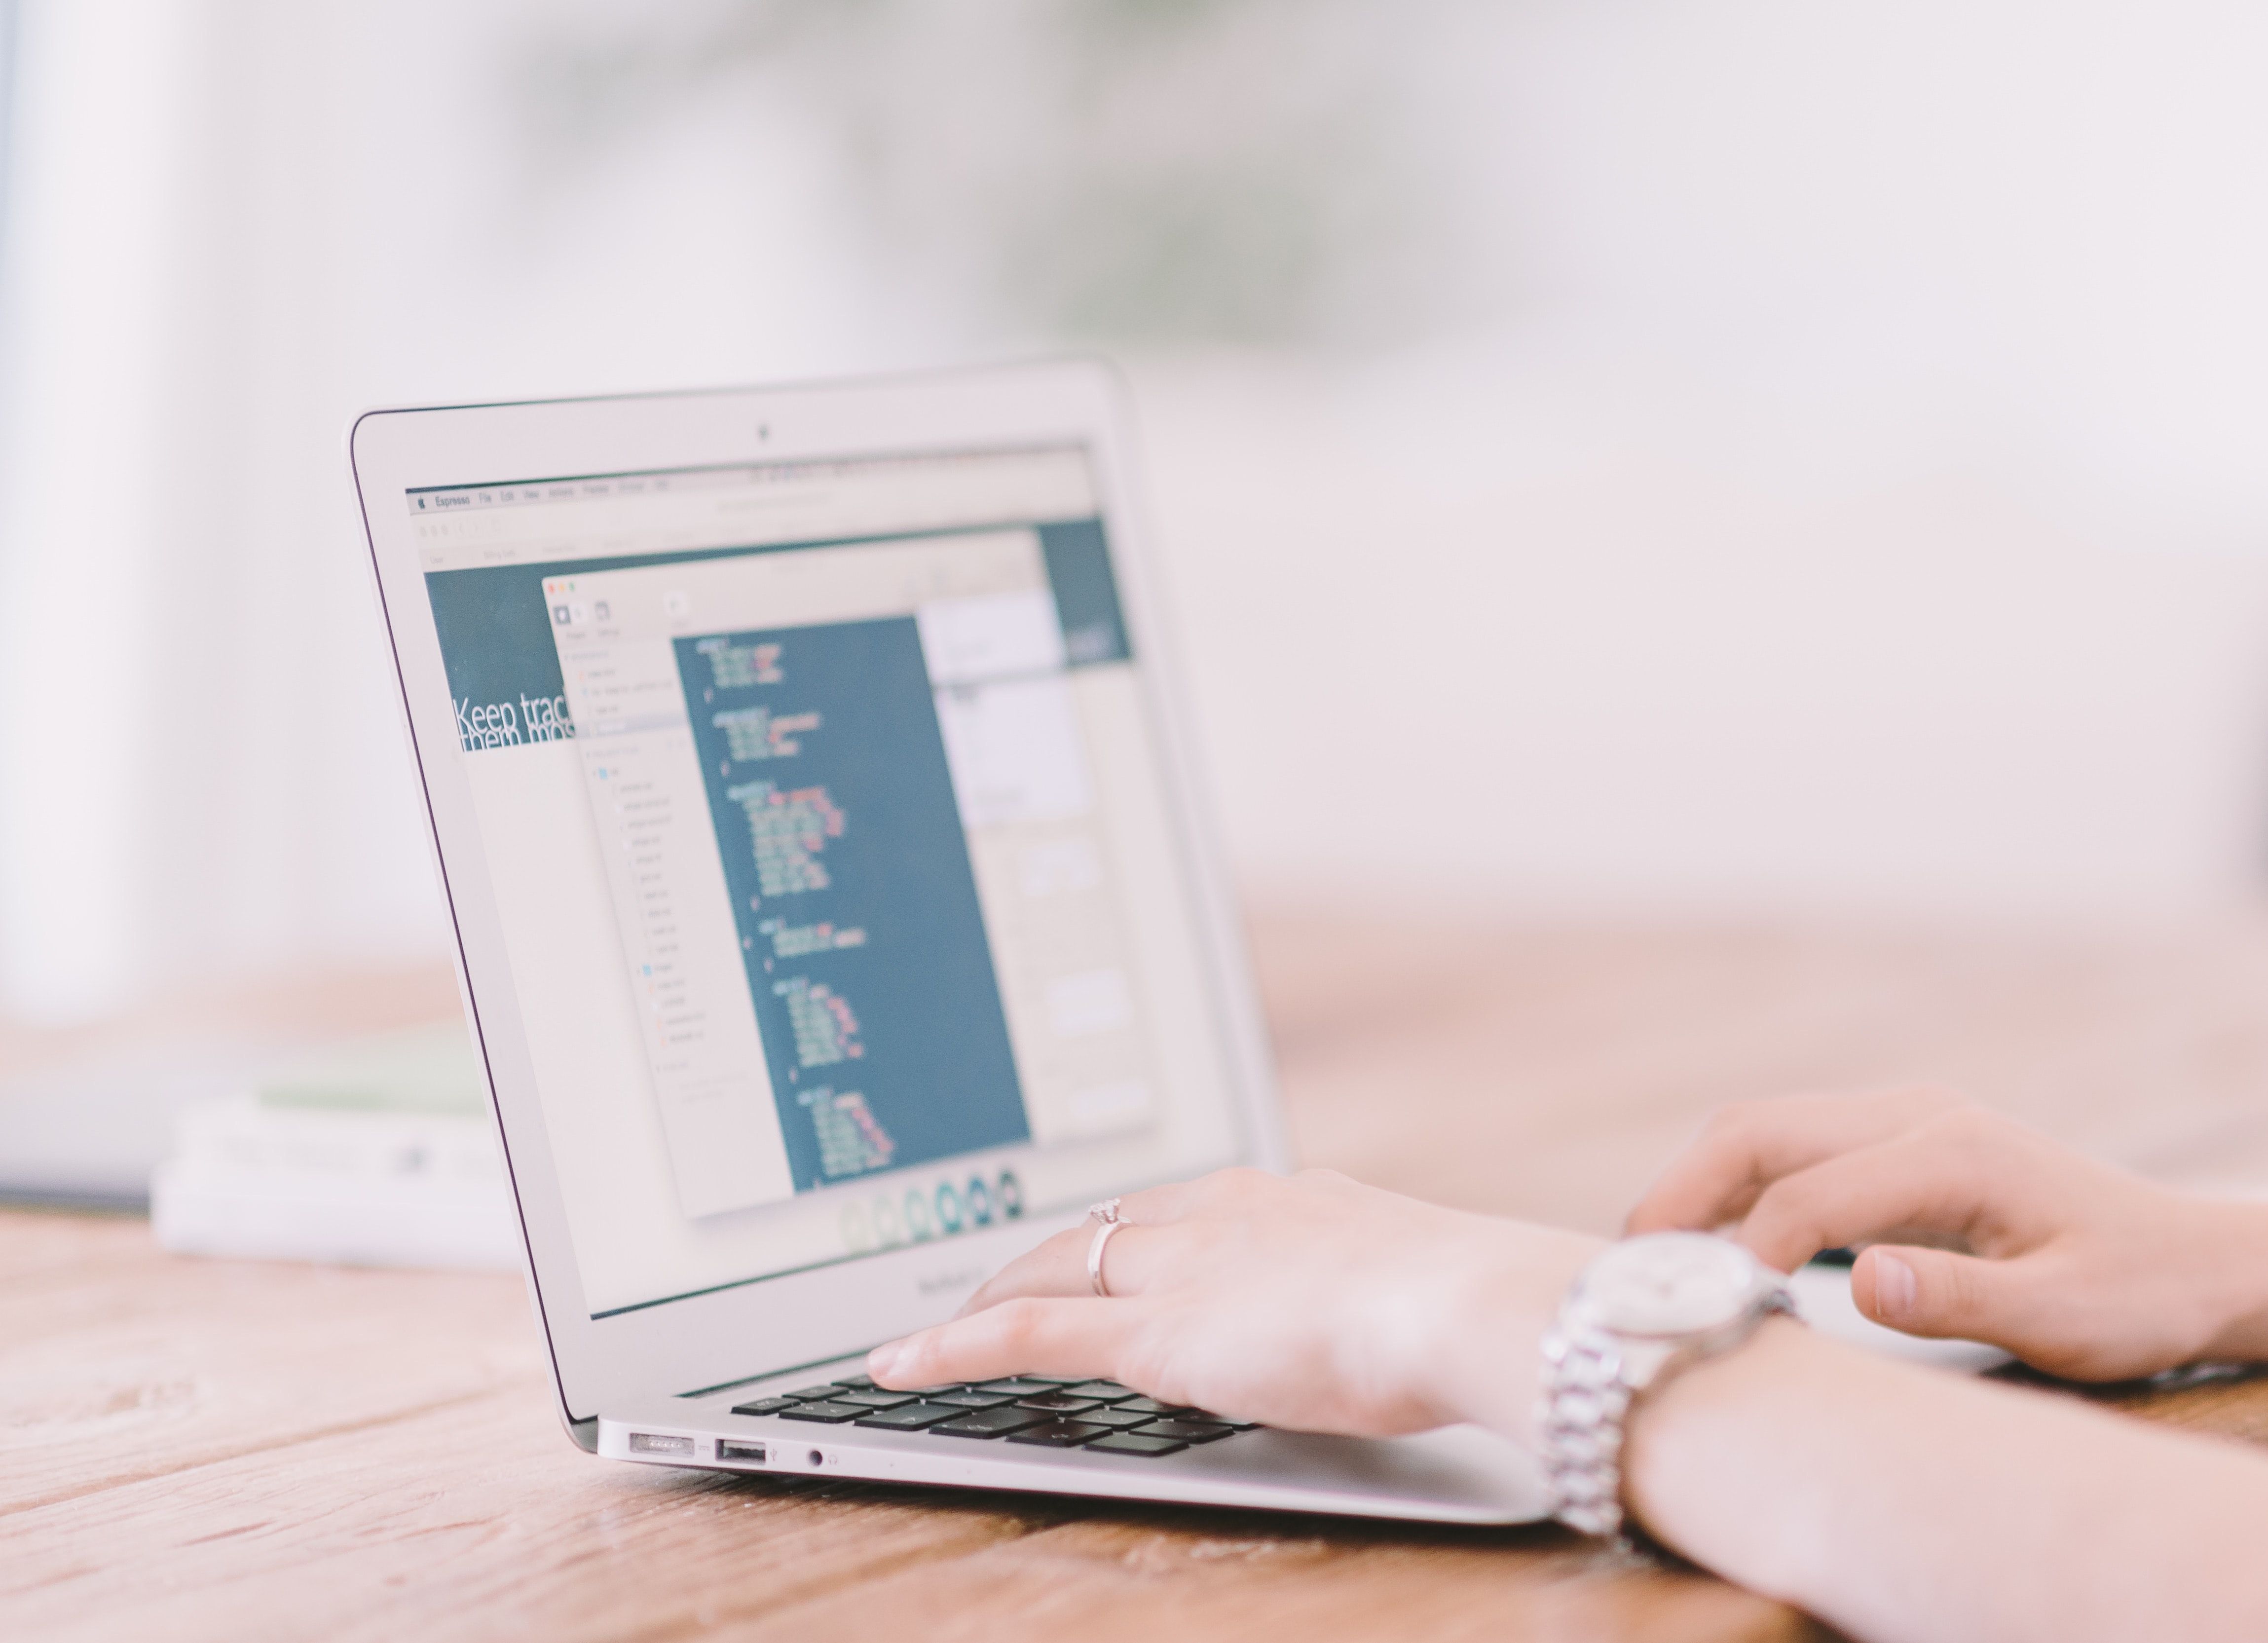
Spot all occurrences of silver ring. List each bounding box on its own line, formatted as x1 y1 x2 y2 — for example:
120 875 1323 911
1087 1218 1128 1297
1086 1197 1121 1225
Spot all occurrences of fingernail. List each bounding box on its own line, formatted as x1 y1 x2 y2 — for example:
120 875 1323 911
867 1341 907 1382
1873 1252 1917 1321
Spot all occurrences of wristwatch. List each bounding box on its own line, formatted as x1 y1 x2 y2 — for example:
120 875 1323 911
1537 1232 1797 1539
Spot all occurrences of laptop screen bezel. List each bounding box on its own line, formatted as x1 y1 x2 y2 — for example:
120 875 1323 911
347 361 1287 1426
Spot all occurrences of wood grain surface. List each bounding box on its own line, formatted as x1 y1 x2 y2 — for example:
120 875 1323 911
7 912 2268 1643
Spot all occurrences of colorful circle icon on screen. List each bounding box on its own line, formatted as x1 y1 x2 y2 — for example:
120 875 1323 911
904 1189 936 1242
966 1177 994 1227
997 1170 1024 1219
934 1182 964 1234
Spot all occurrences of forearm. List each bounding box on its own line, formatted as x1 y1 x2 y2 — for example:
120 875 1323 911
1624 1322 2268 1643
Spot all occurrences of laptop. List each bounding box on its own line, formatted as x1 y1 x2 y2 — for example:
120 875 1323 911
348 361 1552 1524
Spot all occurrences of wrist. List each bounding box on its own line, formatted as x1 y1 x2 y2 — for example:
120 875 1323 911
1532 1232 1798 1539
1620 1314 1819 1552
1427 1224 1603 1441
2194 1200 2268 1361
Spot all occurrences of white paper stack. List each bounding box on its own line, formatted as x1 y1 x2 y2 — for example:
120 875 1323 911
149 1023 520 1271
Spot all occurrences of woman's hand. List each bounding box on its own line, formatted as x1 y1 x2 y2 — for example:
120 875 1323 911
868 1167 1601 1439
1626 1087 2268 1379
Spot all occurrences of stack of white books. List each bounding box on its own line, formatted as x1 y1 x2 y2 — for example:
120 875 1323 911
149 1023 519 1271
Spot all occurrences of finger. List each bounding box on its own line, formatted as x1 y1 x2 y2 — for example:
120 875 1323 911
1734 1132 1995 1272
1065 1169 1266 1231
954 1169 1274 1317
958 1221 1170 1315
1854 1243 2034 1344
1114 1174 1232 1224
1626 1087 1964 1236
1106 1166 1291 1231
957 1225 1089 1315
870 1295 1148 1389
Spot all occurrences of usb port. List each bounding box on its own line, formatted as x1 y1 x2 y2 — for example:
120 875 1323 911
628 1432 694 1456
716 1441 767 1463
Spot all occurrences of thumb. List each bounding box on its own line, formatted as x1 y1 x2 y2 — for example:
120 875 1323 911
1853 1244 2025 1343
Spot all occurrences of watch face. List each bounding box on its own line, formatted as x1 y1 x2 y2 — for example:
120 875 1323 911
1580 1233 1763 1337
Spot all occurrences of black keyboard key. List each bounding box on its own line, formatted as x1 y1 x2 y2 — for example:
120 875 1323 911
972 1378 1062 1397
853 1402 964 1431
1108 1397 1190 1417
1068 1380 1135 1399
1017 1375 1091 1385
728 1396 800 1416
927 1388 1017 1410
931 1406 1050 1438
787 1382 850 1401
778 1399 864 1423
1072 1405 1160 1431
1135 1418 1233 1444
1190 1413 1261 1430
834 1388 918 1410
1006 1419 1109 1448
1085 1432 1187 1457
1014 1392 1103 1414
835 1375 876 1390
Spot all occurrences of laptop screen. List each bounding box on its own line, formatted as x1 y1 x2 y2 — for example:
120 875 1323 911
410 445 1243 1317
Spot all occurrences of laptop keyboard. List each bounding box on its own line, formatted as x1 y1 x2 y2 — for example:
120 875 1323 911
730 1375 1260 1456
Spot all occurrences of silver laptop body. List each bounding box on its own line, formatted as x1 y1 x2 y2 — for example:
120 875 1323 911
348 362 1548 1524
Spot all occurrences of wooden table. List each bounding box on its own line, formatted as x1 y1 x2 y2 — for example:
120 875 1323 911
8 912 2268 1642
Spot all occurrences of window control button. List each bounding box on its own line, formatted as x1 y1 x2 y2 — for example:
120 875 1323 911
1006 1419 1110 1448
1084 1432 1188 1457
931 1406 1050 1438
1134 1419 1233 1444
777 1400 864 1423
853 1402 964 1431
729 1396 801 1416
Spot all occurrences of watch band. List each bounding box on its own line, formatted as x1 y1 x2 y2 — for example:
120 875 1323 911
1536 1269 1796 1541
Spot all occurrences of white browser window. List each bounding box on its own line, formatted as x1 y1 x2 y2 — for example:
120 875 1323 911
413 447 1240 1316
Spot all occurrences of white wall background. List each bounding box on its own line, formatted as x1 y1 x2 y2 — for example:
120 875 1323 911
6 0 2268 1020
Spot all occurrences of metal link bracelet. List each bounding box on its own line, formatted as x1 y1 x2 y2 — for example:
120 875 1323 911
1536 1270 1796 1543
